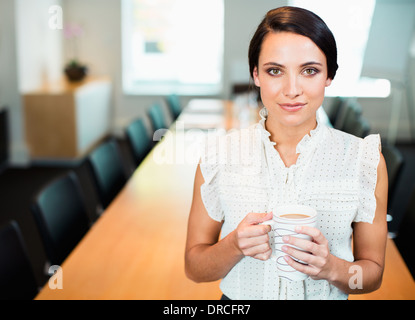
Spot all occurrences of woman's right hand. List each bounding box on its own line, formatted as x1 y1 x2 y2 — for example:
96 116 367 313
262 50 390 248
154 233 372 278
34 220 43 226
234 212 273 261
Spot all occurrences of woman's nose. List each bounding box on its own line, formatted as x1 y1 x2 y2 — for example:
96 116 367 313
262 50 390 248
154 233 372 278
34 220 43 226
283 75 302 99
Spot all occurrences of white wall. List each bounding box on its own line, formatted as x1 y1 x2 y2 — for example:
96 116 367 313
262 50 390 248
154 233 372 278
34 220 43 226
0 0 24 164
16 0 63 92
63 0 415 143
62 0 121 132
62 0 288 136
223 0 287 97
0 0 63 165
359 0 415 142
2 0 415 165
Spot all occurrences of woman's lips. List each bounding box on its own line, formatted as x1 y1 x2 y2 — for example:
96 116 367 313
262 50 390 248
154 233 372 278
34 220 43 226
278 103 306 112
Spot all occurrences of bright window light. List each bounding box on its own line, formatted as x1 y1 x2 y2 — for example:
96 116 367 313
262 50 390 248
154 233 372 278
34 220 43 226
289 0 390 98
122 0 224 95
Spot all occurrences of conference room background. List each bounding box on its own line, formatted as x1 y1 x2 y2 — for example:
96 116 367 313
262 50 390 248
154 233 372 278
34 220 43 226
1 0 415 300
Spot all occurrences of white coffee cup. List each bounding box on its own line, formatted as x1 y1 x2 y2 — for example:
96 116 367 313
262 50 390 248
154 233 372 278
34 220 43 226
262 204 317 281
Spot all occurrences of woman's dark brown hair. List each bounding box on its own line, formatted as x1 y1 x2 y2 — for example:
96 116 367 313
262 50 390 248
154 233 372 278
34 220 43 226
248 6 338 80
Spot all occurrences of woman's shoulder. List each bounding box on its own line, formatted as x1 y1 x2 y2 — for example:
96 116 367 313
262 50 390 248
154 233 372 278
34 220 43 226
326 127 380 148
322 127 381 163
326 126 360 143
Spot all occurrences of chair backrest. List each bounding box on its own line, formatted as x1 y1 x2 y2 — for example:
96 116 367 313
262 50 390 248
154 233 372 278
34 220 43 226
327 97 346 126
346 116 371 138
382 143 404 207
334 100 362 131
0 107 9 170
125 117 152 167
335 99 370 138
165 94 182 120
232 83 252 95
0 220 38 300
341 104 360 132
86 138 127 209
147 102 168 133
31 171 90 266
394 186 415 279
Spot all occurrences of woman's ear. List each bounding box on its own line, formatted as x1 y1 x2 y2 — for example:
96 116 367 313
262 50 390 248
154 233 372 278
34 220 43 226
325 77 332 87
253 66 260 87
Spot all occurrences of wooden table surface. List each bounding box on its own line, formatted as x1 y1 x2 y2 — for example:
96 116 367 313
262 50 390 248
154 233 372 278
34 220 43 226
36 99 415 300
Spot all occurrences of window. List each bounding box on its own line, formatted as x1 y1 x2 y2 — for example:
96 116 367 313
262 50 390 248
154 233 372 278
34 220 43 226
122 0 224 95
289 0 390 97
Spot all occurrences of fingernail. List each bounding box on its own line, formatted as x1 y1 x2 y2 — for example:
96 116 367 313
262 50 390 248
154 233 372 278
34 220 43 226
282 236 289 242
282 245 287 252
295 226 302 232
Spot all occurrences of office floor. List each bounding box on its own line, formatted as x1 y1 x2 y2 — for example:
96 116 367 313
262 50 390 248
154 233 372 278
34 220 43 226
0 140 414 290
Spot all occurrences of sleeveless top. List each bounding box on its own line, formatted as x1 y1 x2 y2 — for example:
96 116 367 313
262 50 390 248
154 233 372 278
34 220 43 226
199 107 381 300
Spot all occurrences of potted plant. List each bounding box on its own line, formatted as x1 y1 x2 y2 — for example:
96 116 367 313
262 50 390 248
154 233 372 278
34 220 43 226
64 59 87 82
63 23 88 82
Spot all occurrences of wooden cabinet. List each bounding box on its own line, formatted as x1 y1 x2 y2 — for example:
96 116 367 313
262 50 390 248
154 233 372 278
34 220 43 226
24 77 112 160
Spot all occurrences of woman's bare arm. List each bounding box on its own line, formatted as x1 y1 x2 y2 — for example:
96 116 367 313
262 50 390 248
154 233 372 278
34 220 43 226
329 152 388 293
185 165 272 283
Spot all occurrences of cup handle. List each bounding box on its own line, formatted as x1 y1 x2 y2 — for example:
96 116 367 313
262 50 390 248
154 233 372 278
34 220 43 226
260 220 275 226
260 220 277 261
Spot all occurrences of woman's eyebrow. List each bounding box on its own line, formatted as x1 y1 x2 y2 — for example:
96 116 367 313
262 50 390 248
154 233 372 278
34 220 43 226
262 61 323 68
263 62 285 68
300 61 323 67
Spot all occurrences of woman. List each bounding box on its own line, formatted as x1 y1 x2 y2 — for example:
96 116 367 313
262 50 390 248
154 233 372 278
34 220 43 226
185 6 387 300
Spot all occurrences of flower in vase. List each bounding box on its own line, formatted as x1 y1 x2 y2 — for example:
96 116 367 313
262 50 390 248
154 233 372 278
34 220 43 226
63 23 87 81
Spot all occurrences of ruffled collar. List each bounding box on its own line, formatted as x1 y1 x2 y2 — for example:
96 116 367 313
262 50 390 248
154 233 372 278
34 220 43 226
256 106 326 157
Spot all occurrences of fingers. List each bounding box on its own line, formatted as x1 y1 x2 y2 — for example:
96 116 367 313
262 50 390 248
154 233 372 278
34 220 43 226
282 244 324 268
237 224 271 238
239 234 269 251
244 242 271 259
236 212 273 260
295 226 328 246
281 227 330 277
238 211 272 238
283 255 315 275
283 226 328 251
253 247 272 261
244 211 273 225
238 233 271 259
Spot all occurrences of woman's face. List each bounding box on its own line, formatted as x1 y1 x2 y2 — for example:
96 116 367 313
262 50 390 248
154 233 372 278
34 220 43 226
253 31 332 130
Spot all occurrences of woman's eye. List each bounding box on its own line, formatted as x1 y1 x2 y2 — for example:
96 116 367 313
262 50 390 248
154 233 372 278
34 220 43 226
268 68 282 76
303 68 318 75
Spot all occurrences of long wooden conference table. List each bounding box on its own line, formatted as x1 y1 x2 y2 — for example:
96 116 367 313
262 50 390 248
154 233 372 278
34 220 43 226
36 99 415 300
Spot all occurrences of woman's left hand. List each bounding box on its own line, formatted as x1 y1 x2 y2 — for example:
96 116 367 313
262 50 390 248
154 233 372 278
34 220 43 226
281 226 334 281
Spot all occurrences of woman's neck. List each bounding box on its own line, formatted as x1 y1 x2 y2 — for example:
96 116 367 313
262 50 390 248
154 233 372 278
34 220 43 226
264 116 317 167
266 116 317 146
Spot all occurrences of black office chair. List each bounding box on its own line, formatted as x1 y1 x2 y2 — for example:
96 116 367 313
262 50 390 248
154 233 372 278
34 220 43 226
326 97 347 127
31 171 90 266
394 186 415 280
125 117 152 168
0 220 38 300
0 107 9 171
86 138 128 210
147 102 169 145
346 116 371 138
382 143 405 212
340 103 360 131
232 83 251 95
334 100 362 131
165 94 182 120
